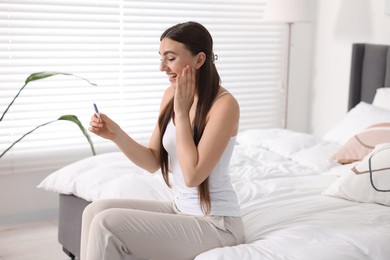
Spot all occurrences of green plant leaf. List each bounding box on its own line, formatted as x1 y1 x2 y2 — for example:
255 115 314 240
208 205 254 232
25 71 71 84
0 115 96 159
25 72 97 86
1 71 97 122
58 115 96 156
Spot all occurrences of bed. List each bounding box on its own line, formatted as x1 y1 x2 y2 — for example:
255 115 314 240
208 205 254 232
38 43 390 260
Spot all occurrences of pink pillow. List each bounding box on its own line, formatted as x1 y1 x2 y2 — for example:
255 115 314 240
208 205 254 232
330 122 390 164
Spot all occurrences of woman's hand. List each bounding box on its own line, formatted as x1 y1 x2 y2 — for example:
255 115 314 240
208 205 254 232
174 65 196 118
88 113 121 141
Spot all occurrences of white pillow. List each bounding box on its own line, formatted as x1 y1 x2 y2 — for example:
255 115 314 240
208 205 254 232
236 128 291 147
323 102 390 144
237 128 319 158
37 152 173 202
322 143 390 206
260 133 319 158
290 141 340 172
373 88 390 110
321 162 358 177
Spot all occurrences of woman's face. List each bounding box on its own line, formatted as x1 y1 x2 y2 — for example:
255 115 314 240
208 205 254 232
159 38 199 86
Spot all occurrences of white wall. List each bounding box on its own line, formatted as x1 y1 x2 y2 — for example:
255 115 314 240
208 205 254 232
0 171 58 225
310 0 390 137
287 23 316 132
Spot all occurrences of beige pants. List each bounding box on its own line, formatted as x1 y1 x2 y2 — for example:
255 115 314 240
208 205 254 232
80 199 245 260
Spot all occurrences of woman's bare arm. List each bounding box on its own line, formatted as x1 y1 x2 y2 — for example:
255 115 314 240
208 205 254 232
89 87 174 173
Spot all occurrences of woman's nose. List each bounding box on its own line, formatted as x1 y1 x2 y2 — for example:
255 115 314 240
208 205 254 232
159 60 166 72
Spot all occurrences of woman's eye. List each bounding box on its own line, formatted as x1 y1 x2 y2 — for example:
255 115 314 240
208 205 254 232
160 57 175 62
160 57 176 62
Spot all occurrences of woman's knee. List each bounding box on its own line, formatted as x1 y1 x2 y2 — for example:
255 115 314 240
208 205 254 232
83 199 116 221
85 209 131 259
89 208 111 230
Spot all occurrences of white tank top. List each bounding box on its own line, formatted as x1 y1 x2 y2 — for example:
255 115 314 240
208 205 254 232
162 100 241 216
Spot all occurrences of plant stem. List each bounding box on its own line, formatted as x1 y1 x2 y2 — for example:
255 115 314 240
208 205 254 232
0 82 27 122
0 120 56 158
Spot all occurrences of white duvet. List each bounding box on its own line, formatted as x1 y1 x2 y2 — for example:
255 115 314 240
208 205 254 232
38 128 390 260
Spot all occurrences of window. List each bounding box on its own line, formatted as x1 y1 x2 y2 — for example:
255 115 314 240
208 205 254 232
0 0 285 175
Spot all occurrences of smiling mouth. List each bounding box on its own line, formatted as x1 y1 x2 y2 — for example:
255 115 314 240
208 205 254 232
168 74 177 81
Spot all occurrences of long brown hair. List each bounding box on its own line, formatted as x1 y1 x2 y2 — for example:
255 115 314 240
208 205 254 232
158 21 221 214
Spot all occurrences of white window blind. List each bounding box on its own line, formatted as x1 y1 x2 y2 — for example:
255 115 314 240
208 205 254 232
0 0 285 175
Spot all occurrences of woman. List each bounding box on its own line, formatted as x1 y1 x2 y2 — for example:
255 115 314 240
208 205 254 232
82 21 244 260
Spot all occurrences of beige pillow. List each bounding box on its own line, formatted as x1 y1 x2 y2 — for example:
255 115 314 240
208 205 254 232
330 122 390 164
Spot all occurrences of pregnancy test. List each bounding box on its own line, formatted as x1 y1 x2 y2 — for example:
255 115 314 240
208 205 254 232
93 103 102 122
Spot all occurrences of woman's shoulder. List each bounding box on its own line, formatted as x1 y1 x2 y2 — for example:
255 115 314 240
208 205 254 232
208 87 239 135
209 87 239 119
213 87 239 111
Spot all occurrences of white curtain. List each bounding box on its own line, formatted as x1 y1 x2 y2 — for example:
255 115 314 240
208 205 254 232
0 0 285 175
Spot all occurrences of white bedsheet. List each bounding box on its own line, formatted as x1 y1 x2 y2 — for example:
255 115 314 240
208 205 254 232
197 189 390 260
38 128 390 260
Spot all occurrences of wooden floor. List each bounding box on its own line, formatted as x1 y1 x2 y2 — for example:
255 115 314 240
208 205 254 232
0 220 71 260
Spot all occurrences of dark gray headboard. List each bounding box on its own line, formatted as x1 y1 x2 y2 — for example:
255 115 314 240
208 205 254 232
348 43 390 110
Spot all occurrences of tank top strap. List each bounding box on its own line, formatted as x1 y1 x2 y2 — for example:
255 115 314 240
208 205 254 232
212 91 230 104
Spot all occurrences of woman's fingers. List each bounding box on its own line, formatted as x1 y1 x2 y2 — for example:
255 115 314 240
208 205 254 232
184 65 189 91
174 65 196 116
89 113 105 133
177 65 187 94
90 114 102 126
88 112 118 140
178 65 195 95
189 66 195 96
187 66 195 93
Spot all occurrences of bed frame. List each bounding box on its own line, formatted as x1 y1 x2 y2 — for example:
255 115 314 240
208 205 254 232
348 43 390 110
57 43 390 259
59 194 90 259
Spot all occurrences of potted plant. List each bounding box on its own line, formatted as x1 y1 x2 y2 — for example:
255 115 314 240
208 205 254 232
0 72 97 158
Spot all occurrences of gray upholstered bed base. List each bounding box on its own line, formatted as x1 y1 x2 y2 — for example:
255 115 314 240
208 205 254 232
57 43 390 259
59 194 90 259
